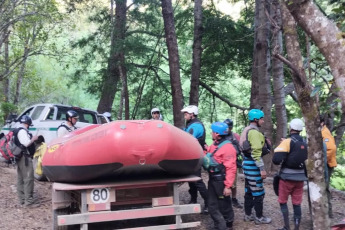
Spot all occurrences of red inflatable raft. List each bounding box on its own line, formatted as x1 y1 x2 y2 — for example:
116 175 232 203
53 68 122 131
42 120 203 183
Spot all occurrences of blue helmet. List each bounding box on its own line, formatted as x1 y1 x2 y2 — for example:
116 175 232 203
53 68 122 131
248 109 264 121
211 122 229 136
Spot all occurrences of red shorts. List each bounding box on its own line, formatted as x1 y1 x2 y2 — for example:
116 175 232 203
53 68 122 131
278 179 304 205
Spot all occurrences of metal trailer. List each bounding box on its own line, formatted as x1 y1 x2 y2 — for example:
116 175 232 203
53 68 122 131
52 175 201 230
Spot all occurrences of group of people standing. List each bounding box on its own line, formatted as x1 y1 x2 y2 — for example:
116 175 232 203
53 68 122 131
13 106 337 230
179 105 337 230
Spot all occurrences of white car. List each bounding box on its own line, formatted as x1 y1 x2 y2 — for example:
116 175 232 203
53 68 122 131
1 103 107 144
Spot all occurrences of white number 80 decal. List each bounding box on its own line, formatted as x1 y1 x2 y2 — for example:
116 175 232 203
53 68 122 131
90 188 109 203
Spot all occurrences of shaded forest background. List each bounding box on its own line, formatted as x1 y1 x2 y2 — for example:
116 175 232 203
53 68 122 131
1 0 345 227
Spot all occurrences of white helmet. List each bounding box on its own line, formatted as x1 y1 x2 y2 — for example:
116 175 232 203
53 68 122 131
289 118 304 131
181 105 198 115
151 108 160 115
103 112 111 118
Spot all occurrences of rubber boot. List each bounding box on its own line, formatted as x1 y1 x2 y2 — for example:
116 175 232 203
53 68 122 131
277 211 290 230
294 218 301 230
226 221 233 230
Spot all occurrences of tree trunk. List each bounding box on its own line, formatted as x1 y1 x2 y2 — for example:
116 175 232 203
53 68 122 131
271 0 287 145
283 0 345 116
252 0 274 171
250 0 260 109
280 3 330 229
14 37 30 105
161 0 184 128
3 26 10 102
97 0 127 114
189 0 203 106
335 113 345 147
119 63 129 119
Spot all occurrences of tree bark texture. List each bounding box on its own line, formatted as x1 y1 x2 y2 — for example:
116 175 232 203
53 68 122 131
97 0 127 114
284 0 345 116
271 0 287 145
161 0 184 128
335 113 345 147
250 0 260 109
3 26 10 102
252 0 274 171
281 3 330 229
189 0 203 106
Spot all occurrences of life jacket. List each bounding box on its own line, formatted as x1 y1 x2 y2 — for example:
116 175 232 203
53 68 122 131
283 135 308 169
57 123 75 132
202 140 231 173
185 118 206 149
240 125 271 158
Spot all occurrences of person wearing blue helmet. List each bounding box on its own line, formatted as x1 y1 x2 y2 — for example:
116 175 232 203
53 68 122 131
181 105 208 214
239 109 271 224
205 122 237 230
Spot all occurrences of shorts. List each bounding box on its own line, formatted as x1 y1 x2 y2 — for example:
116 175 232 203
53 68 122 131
278 179 304 205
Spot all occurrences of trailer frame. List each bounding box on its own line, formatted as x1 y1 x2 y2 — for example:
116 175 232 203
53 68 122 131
52 175 201 229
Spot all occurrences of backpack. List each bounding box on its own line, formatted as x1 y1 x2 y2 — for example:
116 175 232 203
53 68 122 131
202 140 231 173
283 136 308 169
0 128 24 162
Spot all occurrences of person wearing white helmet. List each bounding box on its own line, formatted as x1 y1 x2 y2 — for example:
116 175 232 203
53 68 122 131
181 105 208 214
150 108 161 120
103 112 112 122
273 118 308 230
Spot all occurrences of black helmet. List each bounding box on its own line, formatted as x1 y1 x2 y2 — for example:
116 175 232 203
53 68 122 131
20 115 33 126
66 110 79 121
223 118 233 129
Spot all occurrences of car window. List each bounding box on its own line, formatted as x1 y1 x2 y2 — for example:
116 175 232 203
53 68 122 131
31 106 45 120
46 107 55 120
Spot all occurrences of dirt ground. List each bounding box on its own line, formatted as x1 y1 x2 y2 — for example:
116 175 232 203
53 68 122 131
1 163 345 230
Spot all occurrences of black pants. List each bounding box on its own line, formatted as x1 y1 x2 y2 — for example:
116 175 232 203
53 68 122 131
208 177 234 230
244 191 264 218
188 168 208 205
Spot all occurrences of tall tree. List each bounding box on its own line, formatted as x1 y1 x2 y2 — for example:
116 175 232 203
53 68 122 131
278 3 329 229
251 0 274 171
161 0 184 128
97 0 127 114
271 0 287 145
283 0 345 117
189 0 202 106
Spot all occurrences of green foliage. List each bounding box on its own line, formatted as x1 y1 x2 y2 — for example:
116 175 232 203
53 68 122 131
0 102 18 124
331 165 345 191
